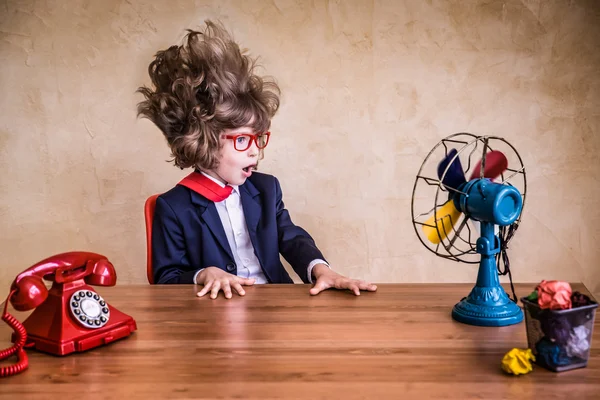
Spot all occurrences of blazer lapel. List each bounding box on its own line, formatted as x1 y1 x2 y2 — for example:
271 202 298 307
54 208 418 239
188 190 234 261
240 179 262 257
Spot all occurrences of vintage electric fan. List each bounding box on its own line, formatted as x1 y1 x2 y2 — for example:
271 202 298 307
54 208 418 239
411 133 526 327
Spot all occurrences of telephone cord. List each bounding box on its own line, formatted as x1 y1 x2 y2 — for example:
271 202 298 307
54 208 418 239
0 291 29 377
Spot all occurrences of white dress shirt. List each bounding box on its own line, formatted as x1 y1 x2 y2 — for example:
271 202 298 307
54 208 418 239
193 172 327 284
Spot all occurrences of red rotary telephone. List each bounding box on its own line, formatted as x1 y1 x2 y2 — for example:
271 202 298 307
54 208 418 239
0 252 137 377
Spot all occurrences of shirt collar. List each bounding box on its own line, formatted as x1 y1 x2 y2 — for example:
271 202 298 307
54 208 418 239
199 171 240 194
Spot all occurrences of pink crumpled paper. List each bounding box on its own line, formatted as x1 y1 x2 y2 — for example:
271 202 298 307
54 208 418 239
536 280 572 310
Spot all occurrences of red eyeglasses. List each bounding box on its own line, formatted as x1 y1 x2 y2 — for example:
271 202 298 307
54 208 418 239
223 132 271 152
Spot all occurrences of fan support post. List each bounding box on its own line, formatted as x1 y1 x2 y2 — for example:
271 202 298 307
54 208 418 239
452 222 523 326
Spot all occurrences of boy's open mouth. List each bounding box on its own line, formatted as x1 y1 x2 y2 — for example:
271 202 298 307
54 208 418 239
242 164 257 173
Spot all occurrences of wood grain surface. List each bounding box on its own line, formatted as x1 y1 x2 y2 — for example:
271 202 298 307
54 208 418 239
0 283 598 399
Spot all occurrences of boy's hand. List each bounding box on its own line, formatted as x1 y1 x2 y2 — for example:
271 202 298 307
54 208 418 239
196 267 255 299
309 264 377 296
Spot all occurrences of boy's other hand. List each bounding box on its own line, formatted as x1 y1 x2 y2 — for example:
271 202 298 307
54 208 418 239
196 267 255 299
309 264 377 296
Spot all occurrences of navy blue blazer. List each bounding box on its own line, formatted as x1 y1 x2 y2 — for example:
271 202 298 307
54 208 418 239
152 172 326 284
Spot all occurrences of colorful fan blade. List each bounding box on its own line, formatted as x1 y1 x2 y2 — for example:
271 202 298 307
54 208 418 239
469 150 508 181
422 199 462 244
437 148 466 192
427 149 508 245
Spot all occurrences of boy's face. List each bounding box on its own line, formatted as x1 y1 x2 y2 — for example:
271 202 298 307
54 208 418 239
205 126 261 186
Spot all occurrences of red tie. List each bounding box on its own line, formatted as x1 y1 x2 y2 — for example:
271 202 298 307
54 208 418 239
177 172 233 202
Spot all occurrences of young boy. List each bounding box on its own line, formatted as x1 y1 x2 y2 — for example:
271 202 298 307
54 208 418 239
137 20 377 299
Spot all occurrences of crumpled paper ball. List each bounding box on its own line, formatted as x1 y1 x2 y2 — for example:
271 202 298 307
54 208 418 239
537 280 572 310
571 291 594 308
536 337 571 367
540 315 571 345
566 325 590 359
501 348 536 375
525 290 538 302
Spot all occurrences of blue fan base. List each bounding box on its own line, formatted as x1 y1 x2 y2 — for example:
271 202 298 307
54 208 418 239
452 285 523 327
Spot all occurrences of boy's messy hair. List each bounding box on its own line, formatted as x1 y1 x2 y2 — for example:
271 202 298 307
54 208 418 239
137 20 280 170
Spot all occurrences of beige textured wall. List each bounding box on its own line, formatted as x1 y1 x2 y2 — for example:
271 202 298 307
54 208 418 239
1 0 599 297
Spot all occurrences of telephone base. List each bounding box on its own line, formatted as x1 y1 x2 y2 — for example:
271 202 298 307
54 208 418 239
14 316 137 356
11 280 138 356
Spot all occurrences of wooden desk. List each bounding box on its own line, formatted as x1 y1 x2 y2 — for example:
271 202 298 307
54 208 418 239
0 283 598 399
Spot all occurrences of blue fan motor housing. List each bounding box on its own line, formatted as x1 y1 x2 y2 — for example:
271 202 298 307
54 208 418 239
453 178 522 225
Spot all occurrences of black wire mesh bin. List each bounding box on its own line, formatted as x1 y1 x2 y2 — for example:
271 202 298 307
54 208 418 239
521 296 598 372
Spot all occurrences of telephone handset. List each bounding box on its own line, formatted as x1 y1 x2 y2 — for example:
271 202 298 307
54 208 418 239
1 252 137 377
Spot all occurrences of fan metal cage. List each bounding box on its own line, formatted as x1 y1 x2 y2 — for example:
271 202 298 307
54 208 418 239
411 133 527 263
